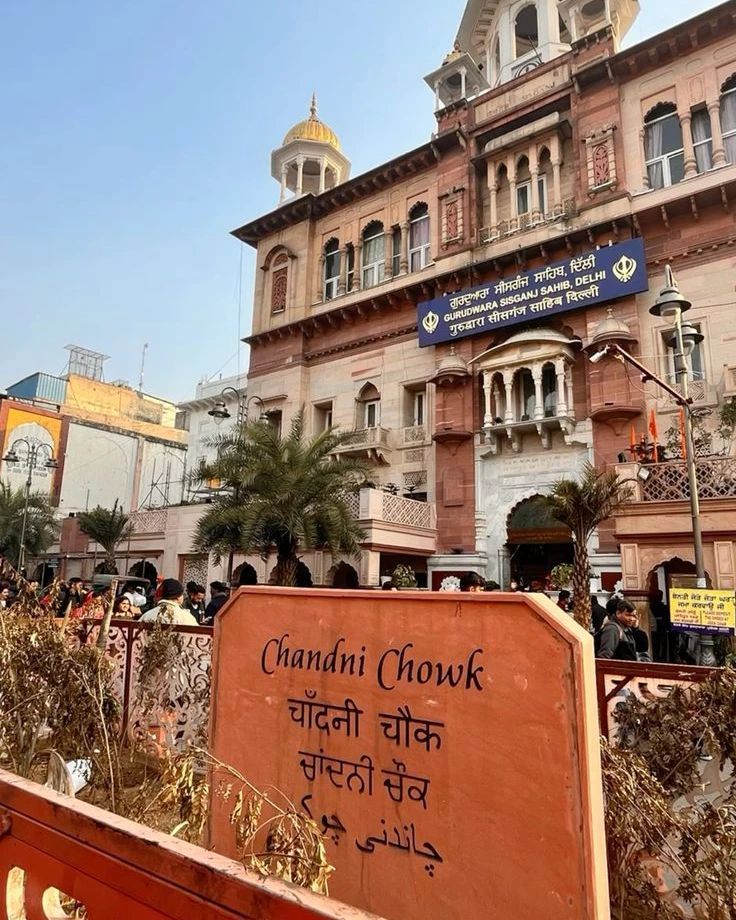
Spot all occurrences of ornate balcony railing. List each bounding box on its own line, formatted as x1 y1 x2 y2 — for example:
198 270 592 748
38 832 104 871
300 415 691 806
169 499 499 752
345 488 435 531
478 198 577 245
637 456 736 502
77 619 212 752
380 491 434 529
401 424 427 444
129 509 169 534
658 377 713 408
333 427 392 463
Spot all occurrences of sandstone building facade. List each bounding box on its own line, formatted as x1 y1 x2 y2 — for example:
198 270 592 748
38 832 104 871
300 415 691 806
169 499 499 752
234 0 736 594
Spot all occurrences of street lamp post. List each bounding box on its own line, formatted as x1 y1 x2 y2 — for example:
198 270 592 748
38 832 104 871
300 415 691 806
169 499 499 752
2 438 58 572
207 388 269 426
590 264 712 664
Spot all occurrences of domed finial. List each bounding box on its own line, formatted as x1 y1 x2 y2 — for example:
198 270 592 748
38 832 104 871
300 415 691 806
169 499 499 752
310 92 317 118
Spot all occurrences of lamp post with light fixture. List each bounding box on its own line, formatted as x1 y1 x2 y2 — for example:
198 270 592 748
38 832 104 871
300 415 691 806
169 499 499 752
589 265 711 663
2 439 58 572
207 388 269 426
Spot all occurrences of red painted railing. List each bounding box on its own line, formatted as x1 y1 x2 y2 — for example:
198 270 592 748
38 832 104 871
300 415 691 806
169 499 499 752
0 768 383 919
595 659 715 740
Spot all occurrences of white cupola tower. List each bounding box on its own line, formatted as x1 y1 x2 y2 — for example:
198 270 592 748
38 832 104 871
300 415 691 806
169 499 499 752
426 0 640 109
271 95 351 202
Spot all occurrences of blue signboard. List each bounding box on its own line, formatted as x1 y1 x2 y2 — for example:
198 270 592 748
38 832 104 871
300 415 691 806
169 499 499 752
417 238 648 347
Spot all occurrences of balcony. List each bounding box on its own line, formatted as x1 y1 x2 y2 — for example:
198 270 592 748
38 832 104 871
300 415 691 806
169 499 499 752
333 427 392 463
478 199 577 245
616 458 736 503
401 424 429 445
346 488 436 554
483 411 576 454
657 378 718 411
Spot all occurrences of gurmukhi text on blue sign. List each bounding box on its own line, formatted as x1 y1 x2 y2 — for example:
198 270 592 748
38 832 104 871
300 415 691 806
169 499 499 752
416 238 648 347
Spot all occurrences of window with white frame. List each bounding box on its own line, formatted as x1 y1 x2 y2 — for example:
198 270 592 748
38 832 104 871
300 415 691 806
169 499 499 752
364 400 379 428
361 222 385 289
408 203 430 272
721 75 736 165
323 239 340 300
691 107 713 173
662 324 705 383
356 382 381 430
516 174 547 216
413 390 425 427
644 104 684 189
315 401 333 432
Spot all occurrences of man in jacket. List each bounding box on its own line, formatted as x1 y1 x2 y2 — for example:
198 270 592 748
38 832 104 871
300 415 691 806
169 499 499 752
597 599 638 660
140 578 198 626
203 581 230 625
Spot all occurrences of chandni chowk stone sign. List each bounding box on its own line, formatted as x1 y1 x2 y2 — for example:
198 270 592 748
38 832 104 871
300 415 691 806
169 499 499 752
208 588 610 920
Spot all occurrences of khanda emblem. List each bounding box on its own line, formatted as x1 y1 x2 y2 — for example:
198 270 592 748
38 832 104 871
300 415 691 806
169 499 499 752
612 253 637 283
422 310 440 335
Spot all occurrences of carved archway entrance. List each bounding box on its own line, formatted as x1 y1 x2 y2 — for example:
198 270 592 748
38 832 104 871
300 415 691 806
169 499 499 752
505 494 572 588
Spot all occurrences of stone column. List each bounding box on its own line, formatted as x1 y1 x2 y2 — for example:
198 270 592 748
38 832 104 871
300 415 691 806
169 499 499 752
319 160 327 194
460 66 467 99
354 240 363 292
566 372 575 419
529 147 540 221
555 358 568 416
338 246 348 295
482 371 493 428
708 100 728 167
487 161 498 233
399 221 409 274
318 252 326 302
531 363 544 420
551 160 562 211
503 369 515 424
384 230 394 281
679 112 697 179
296 156 305 196
434 82 441 112
279 164 288 202
509 171 518 221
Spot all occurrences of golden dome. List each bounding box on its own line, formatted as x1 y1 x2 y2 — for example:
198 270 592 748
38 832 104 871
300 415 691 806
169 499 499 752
283 94 341 151
443 40 464 65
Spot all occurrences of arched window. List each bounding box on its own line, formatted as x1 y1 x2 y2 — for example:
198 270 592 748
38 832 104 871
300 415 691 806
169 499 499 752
408 203 430 272
356 382 380 429
721 74 736 165
362 222 385 289
515 5 538 59
323 238 340 300
271 253 289 313
644 103 684 189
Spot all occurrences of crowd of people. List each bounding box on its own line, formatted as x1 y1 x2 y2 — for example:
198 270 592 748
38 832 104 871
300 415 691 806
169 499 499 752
1 566 668 663
454 570 651 663
0 575 234 628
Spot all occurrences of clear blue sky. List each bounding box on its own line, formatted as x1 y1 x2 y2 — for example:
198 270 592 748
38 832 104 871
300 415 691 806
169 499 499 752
0 0 714 402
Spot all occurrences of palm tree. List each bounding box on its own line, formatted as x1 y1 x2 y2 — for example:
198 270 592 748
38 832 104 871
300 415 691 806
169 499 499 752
543 463 631 630
77 501 134 574
193 411 368 586
0 482 58 565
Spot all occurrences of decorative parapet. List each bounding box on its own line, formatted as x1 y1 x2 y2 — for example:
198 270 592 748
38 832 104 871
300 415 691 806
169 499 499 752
129 509 168 534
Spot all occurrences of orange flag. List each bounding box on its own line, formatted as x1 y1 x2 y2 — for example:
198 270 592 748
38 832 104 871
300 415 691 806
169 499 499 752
629 424 637 453
648 409 659 446
678 408 688 459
